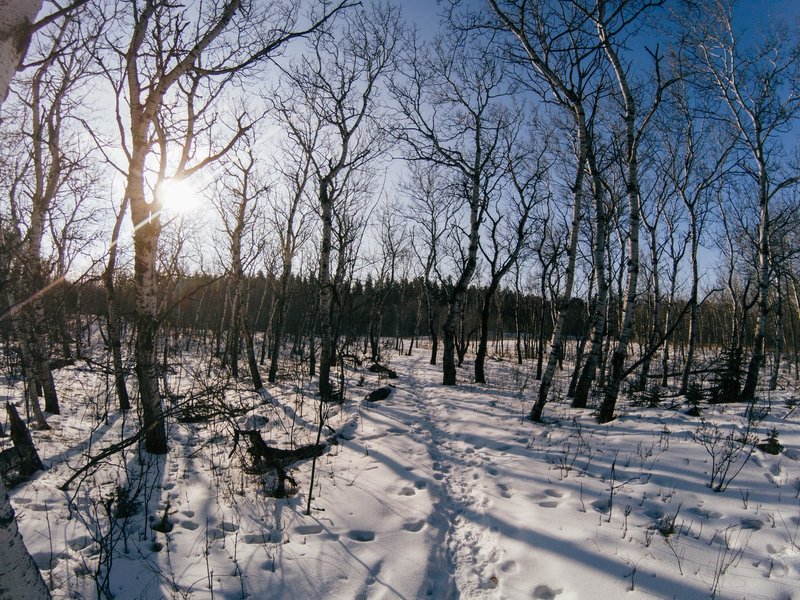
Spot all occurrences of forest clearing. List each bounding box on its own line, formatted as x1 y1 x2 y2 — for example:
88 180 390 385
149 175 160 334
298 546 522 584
2 0 800 598
4 344 800 599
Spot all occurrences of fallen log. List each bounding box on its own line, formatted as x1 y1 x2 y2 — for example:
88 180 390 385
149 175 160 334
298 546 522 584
368 363 397 378
364 387 392 403
242 429 325 498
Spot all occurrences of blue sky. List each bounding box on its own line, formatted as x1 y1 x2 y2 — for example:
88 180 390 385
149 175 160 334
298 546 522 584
399 0 800 39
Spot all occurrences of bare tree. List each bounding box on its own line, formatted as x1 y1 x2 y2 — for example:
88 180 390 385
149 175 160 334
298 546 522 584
0 2 51 597
591 0 674 424
1 8 101 423
474 125 548 383
489 0 604 419
368 206 405 363
690 0 800 402
277 1 398 399
265 113 316 383
392 27 508 385
213 144 269 386
658 76 732 394
105 0 349 453
403 163 454 366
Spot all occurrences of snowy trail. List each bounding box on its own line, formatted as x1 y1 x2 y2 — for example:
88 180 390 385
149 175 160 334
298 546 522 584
406 353 503 598
9 350 800 600
361 352 540 598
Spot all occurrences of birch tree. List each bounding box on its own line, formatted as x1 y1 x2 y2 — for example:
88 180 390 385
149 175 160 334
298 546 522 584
489 0 604 419
277 1 398 399
392 28 508 386
108 0 349 453
265 114 316 384
403 163 454 366
0 2 50 597
591 0 674 423
474 126 547 383
691 0 800 402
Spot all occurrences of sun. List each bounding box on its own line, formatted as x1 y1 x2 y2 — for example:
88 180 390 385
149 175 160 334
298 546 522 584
157 178 200 215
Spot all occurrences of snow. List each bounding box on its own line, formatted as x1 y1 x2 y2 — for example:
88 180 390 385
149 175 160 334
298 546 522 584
3 347 800 599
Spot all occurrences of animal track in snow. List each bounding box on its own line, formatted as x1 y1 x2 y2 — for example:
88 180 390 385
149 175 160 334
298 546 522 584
348 530 375 542
242 532 273 544
295 524 324 535
499 559 519 574
496 483 512 498
399 486 416 496
533 584 563 599
403 519 426 532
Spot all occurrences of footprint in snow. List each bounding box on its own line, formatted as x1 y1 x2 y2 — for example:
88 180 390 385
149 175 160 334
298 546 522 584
242 532 273 544
487 466 500 476
539 500 560 508
543 488 567 498
591 500 609 514
500 560 519 574
402 519 426 532
533 584 563 599
399 486 416 496
497 483 512 498
295 524 324 535
349 530 375 542
181 520 199 531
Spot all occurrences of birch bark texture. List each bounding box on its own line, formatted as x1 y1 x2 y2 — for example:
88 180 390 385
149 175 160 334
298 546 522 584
0 4 50 598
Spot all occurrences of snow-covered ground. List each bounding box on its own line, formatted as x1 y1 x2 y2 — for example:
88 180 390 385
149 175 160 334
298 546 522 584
4 347 800 599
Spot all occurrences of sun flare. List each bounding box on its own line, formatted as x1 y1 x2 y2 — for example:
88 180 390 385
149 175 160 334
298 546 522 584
157 178 200 215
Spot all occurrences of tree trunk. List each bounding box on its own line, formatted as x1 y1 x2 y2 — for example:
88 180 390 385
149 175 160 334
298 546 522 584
741 171 770 402
769 277 784 391
597 17 643 424
103 199 131 411
425 282 438 365
130 200 168 454
0 476 51 600
269 260 292 383
474 283 499 384
443 170 482 385
680 209 699 394
243 314 263 391
530 117 587 421
573 163 607 409
318 180 335 400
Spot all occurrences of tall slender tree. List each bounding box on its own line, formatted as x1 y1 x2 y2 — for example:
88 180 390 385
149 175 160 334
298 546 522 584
690 0 800 402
